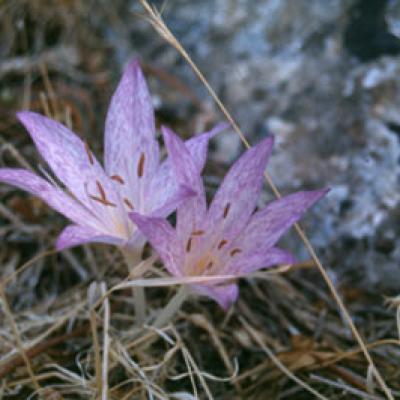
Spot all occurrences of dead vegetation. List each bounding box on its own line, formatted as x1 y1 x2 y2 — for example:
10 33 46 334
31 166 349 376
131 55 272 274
1 1 400 399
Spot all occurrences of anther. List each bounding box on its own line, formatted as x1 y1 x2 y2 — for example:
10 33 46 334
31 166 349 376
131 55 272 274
191 230 205 236
230 248 242 257
96 181 106 200
223 203 231 219
186 237 192 253
89 180 116 207
137 152 145 178
84 142 94 165
89 195 116 207
111 175 125 184
123 198 134 210
205 261 213 270
217 239 228 250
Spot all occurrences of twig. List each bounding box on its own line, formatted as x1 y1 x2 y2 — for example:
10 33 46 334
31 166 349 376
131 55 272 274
187 313 242 393
240 316 328 400
142 61 202 108
0 325 88 380
137 2 394 398
0 138 35 171
0 283 41 393
0 46 79 79
152 285 188 329
310 374 384 400
1 249 56 287
90 308 102 397
100 282 110 400
121 247 147 325
172 326 214 400
39 62 62 119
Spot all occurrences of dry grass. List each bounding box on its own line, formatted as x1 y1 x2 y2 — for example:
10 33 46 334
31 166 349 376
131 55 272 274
1 1 400 399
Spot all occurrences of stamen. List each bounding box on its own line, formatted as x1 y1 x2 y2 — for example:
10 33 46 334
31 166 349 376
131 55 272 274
96 180 106 200
230 248 242 257
137 152 145 178
111 175 125 184
217 239 228 250
123 198 134 210
191 230 205 236
205 261 213 270
84 142 94 165
89 180 116 207
89 195 116 207
223 203 231 219
186 237 192 253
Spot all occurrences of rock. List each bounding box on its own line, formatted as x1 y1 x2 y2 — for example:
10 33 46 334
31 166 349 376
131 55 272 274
103 0 400 290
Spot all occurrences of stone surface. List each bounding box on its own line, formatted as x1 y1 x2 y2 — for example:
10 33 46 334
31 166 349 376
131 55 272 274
122 0 400 291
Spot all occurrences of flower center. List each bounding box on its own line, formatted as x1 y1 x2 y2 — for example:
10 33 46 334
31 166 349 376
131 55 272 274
190 253 217 276
82 142 140 238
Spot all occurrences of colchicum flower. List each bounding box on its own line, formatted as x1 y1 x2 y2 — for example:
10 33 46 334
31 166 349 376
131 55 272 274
0 59 226 250
131 130 328 309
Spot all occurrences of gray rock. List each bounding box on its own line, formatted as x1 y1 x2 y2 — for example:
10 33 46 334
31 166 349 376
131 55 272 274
105 0 400 290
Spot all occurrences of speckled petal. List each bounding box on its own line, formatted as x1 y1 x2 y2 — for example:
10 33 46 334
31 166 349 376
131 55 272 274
104 58 159 207
238 189 329 253
184 123 229 170
17 111 118 209
228 247 296 274
150 184 196 218
148 125 224 215
129 212 183 276
56 225 124 250
161 126 207 240
0 168 100 229
207 137 274 241
193 283 239 310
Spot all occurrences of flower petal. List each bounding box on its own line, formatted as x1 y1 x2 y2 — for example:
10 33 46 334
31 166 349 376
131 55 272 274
16 111 119 209
104 58 159 208
56 225 124 250
150 184 196 218
0 168 98 228
161 126 207 239
129 212 183 277
193 283 238 310
147 124 224 215
161 126 203 192
238 189 329 253
207 136 274 241
184 122 229 170
228 247 296 274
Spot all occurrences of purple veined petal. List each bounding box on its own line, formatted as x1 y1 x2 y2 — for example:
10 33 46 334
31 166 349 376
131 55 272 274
206 136 274 242
129 212 184 277
147 124 225 215
16 111 120 211
227 247 296 275
56 225 124 250
193 283 239 310
0 168 101 230
104 58 159 208
150 184 196 218
161 126 202 189
161 126 207 240
238 189 329 254
146 158 177 214
184 122 229 171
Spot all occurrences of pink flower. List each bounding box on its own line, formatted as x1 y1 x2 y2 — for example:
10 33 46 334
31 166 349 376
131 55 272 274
131 130 328 309
0 59 226 250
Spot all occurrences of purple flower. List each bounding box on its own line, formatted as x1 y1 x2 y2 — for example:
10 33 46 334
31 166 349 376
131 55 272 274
0 59 226 250
130 130 328 309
